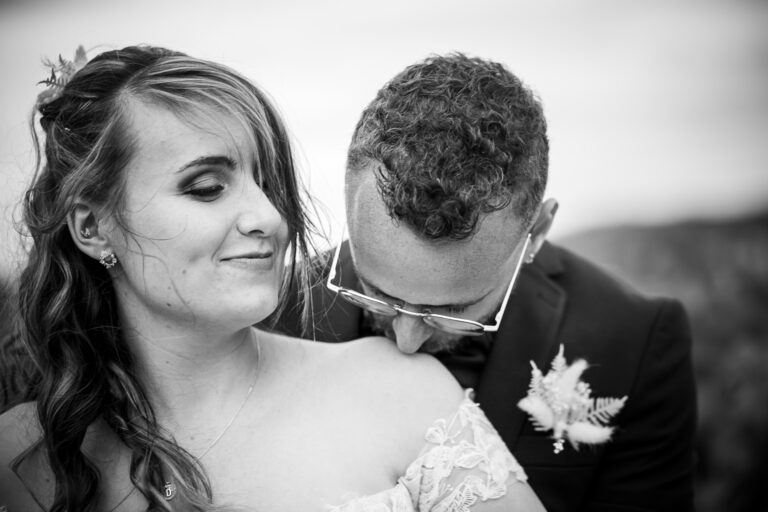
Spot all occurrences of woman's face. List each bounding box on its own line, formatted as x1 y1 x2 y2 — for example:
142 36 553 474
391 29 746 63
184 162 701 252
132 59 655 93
105 100 289 332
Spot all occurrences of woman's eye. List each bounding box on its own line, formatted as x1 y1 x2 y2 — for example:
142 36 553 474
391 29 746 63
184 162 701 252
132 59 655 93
185 179 226 200
445 306 467 315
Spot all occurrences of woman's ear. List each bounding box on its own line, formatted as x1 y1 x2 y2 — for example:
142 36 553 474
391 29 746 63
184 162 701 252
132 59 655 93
526 198 559 263
67 203 110 261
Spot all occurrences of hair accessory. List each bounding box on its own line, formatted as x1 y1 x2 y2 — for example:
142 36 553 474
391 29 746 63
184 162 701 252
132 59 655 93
99 249 117 269
80 227 92 239
36 45 88 108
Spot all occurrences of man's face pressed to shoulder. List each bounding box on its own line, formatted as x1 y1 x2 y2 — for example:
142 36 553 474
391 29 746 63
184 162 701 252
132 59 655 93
346 167 529 354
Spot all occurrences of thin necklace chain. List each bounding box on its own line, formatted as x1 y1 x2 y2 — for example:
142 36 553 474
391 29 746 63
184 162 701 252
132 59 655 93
196 333 261 460
108 331 262 511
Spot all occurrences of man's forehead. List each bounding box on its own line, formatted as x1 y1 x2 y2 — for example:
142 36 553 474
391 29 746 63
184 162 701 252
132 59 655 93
345 168 526 305
347 168 525 266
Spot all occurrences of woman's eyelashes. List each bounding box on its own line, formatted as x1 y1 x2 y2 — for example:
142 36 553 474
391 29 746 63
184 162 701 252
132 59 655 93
182 172 228 201
181 168 272 202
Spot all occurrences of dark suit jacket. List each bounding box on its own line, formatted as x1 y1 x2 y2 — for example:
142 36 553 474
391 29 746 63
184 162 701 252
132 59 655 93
276 240 697 512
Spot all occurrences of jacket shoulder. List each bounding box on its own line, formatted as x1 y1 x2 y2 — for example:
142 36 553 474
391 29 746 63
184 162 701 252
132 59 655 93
528 242 692 396
541 241 684 319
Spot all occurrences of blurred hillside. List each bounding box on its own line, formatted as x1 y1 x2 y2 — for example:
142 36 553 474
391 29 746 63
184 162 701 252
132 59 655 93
559 210 768 512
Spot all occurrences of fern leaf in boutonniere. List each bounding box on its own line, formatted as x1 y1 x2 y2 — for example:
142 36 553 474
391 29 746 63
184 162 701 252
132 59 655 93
517 345 627 453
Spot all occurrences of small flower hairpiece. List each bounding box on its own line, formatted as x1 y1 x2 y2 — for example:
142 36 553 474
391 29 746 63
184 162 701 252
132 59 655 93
36 45 88 108
517 345 627 454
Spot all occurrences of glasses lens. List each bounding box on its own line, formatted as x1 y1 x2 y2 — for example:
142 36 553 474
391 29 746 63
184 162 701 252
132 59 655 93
339 290 398 316
335 288 486 336
424 316 486 336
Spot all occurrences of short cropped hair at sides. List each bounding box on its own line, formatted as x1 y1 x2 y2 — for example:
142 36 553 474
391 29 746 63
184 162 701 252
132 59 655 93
347 53 549 240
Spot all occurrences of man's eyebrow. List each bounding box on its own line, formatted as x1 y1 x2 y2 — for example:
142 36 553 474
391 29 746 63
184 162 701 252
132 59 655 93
356 272 490 310
175 155 236 173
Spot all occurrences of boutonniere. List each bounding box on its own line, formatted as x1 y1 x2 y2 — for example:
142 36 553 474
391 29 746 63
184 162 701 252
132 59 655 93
517 345 627 454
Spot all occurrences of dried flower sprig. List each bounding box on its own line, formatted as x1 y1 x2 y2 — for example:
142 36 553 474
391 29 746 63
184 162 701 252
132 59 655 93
36 45 88 108
517 345 627 453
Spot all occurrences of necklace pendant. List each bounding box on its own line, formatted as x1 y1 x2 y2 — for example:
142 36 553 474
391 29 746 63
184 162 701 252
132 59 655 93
163 481 177 501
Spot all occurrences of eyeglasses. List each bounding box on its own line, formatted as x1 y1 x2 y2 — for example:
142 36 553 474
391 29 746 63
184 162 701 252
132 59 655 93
326 225 531 336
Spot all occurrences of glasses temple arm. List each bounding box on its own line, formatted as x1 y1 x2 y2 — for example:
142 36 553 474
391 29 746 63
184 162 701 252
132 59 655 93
326 224 348 292
490 234 532 327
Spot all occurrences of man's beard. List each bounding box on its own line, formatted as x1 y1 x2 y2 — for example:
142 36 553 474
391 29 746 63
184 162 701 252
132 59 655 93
364 311 478 355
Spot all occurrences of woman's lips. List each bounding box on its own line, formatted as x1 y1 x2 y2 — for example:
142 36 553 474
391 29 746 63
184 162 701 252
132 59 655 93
221 251 274 271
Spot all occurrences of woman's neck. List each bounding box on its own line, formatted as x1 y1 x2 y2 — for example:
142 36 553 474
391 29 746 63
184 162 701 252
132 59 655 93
120 319 263 437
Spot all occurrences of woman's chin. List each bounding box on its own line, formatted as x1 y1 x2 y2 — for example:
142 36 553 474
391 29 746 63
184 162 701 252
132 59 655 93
232 300 280 328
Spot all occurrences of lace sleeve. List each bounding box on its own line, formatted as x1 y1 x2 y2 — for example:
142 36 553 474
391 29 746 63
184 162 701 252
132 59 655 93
399 390 527 512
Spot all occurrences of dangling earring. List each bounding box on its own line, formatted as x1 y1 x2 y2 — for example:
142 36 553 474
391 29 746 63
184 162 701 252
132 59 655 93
525 252 536 264
80 227 92 238
99 249 118 269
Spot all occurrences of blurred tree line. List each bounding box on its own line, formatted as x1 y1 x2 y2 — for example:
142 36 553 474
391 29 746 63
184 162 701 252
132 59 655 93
1 210 766 511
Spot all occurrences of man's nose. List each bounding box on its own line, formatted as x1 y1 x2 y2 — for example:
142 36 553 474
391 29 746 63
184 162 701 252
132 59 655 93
392 314 433 354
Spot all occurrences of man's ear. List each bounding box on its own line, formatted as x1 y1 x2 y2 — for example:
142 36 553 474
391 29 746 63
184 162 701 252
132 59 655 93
66 203 110 262
526 198 558 263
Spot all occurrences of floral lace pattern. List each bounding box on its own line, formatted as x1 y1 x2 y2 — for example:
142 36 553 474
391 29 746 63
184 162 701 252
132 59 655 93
329 390 527 512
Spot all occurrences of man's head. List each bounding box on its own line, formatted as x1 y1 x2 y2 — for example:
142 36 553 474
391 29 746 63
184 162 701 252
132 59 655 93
344 53 556 354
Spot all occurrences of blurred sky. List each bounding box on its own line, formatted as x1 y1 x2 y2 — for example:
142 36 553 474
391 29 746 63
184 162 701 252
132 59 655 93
1 0 767 274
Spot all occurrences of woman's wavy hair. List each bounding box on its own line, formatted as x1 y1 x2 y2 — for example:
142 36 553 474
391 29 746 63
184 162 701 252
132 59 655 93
17 45 318 511
347 52 548 241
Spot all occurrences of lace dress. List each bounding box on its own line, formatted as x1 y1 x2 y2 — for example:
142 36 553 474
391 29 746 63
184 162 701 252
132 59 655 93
328 390 528 512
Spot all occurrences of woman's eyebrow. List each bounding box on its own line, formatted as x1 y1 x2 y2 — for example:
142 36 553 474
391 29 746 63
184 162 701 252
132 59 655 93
175 155 236 173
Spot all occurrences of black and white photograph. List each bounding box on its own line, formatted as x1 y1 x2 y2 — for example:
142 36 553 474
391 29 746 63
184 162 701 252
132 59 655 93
1 1 766 511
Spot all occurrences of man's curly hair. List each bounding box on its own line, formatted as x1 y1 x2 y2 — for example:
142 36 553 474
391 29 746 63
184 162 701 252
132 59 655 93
348 53 548 240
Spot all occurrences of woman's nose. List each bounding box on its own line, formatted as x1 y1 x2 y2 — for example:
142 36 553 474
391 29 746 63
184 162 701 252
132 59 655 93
236 182 284 237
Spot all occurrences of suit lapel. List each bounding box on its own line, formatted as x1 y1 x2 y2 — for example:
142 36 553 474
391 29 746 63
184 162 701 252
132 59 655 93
476 242 566 448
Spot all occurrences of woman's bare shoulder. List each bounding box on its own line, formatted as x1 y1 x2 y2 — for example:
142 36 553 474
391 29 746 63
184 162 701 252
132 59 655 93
346 336 460 385
259 331 464 430
0 402 46 511
337 337 465 430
